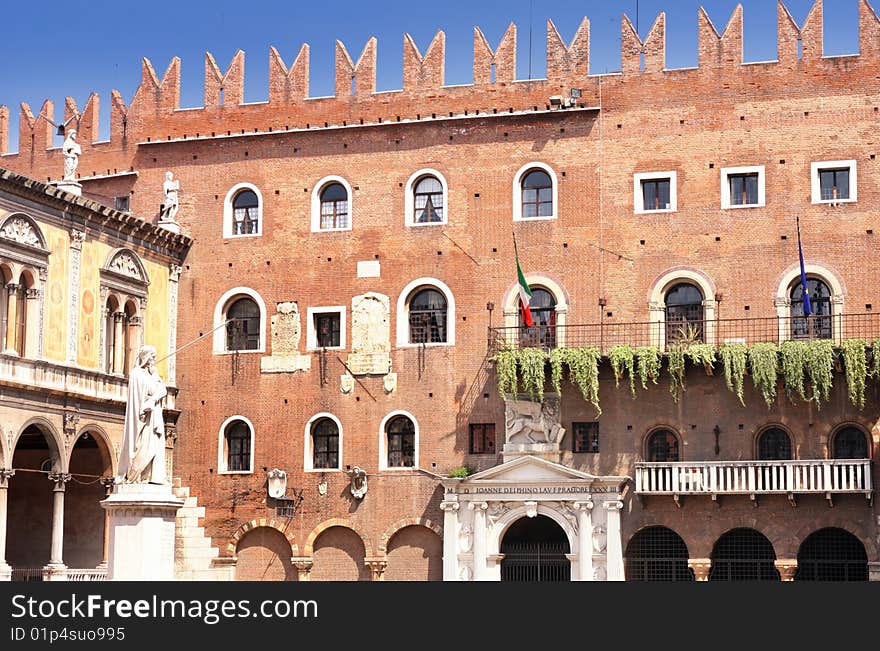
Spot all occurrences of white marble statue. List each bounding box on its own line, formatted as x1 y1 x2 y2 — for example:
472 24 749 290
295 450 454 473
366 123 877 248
62 130 81 181
349 466 367 499
162 171 180 222
504 395 564 445
118 345 168 484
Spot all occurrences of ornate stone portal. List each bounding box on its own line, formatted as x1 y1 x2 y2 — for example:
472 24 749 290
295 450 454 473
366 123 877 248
440 456 628 581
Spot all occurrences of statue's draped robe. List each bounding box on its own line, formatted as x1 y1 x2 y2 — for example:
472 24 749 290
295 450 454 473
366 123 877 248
118 365 167 483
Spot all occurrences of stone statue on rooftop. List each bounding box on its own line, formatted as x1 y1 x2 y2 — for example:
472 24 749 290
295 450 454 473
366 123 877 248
162 171 180 222
62 130 81 181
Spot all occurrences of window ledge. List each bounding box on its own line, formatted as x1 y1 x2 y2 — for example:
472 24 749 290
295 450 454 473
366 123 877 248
722 203 765 210
406 221 447 228
213 349 265 356
812 199 856 205
379 466 419 472
218 470 253 475
513 215 558 222
311 226 353 233
635 209 676 215
223 233 263 239
306 346 346 352
304 467 343 474
398 341 454 349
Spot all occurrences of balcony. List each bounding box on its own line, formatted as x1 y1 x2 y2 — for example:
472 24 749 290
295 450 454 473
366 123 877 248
488 312 880 354
0 353 176 410
634 459 873 506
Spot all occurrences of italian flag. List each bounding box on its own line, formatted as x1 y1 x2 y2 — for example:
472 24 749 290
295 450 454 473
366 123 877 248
516 251 534 327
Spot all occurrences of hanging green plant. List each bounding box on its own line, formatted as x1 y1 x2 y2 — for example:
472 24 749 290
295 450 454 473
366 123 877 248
748 342 779 409
549 347 566 395
841 339 868 410
560 347 602 416
608 345 636 397
635 346 662 390
517 348 549 400
803 339 835 406
493 349 518 396
719 343 747 406
780 340 808 403
871 340 880 378
685 343 716 376
666 345 686 402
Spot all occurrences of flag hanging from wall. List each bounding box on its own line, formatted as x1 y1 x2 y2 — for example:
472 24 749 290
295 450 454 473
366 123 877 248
515 240 533 327
796 215 812 316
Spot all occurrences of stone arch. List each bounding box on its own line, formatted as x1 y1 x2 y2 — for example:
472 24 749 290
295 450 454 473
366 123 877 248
769 517 877 560
307 521 372 581
487 504 576 558
66 424 116 477
13 416 64 472
647 266 717 348
303 518 373 557
103 248 149 284
643 425 682 462
774 262 845 342
233 526 298 581
501 272 570 347
226 519 299 557
753 423 794 460
378 517 443 554
0 213 48 250
828 422 871 460
395 277 456 347
212 287 268 353
383 523 444 581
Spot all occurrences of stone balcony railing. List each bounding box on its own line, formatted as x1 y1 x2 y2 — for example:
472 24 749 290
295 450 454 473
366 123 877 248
0 353 176 410
634 459 873 505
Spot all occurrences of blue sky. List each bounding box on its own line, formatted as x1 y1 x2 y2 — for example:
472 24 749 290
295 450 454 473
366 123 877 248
0 1 865 151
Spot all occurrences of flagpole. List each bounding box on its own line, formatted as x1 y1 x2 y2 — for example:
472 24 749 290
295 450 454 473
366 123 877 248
796 214 814 338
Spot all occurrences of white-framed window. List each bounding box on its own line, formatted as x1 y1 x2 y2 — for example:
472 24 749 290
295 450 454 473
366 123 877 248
311 176 353 232
212 287 267 354
720 165 765 209
217 416 255 474
304 412 343 472
395 278 455 347
379 411 419 470
634 171 677 213
223 183 263 238
404 169 448 226
811 160 857 204
306 306 346 350
512 162 558 221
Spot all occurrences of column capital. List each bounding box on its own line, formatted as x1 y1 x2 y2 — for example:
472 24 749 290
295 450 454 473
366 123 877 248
440 500 460 512
6 282 19 294
169 264 182 282
0 468 15 488
48 472 72 489
574 500 594 512
774 559 798 581
468 501 488 512
688 558 712 581
70 229 86 250
365 557 387 581
604 500 624 512
99 477 117 494
25 288 41 300
291 557 313 571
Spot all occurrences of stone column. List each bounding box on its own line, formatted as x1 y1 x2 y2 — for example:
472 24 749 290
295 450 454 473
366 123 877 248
292 558 313 581
167 264 182 386
24 288 41 358
112 312 125 373
574 500 594 581
45 472 72 580
469 501 488 581
604 501 625 581
0 469 15 581
440 500 460 581
365 558 387 581
98 478 116 569
774 559 798 581
67 230 85 364
4 283 19 353
688 558 712 581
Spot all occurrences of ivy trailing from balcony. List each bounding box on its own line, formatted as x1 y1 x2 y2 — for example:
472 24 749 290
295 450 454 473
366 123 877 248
493 349 519 396
557 347 602 416
803 339 835 406
871 340 880 378
635 346 662 390
685 343 716 376
608 345 636 397
747 342 779 408
841 339 868 409
549 347 565 395
666 345 686 402
780 340 809 403
517 348 550 400
719 343 747 406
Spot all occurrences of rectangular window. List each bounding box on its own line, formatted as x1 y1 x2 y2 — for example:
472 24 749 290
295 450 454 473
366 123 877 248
641 179 671 211
315 313 341 348
728 173 759 205
469 423 496 455
811 160 857 204
114 195 130 211
572 422 599 453
634 172 677 213
819 169 849 201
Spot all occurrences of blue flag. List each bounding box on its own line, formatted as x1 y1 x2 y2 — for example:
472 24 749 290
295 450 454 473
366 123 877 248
796 216 812 316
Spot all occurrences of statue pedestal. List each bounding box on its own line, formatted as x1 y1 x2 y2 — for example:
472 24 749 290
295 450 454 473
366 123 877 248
157 219 180 234
51 180 82 197
101 483 184 581
502 443 561 464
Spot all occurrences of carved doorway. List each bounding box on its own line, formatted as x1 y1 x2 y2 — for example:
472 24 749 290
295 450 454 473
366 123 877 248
500 515 570 582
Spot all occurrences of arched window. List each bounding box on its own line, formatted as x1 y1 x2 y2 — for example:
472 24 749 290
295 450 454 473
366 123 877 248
795 528 868 581
232 189 260 236
665 283 704 346
386 416 415 468
319 183 349 230
757 428 792 461
831 426 869 459
225 420 251 472
520 287 557 349
709 528 779 581
790 277 832 340
521 170 553 218
413 176 444 224
11 275 28 356
408 289 447 344
312 418 340 470
646 429 680 462
226 298 261 351
625 526 694 582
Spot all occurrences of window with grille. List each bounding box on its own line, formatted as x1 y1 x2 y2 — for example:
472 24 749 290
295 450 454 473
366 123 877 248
312 418 339 469
709 528 779 581
413 176 444 223
646 430 679 462
319 183 349 230
519 287 557 350
665 283 704 346
572 422 599 453
408 288 447 343
795 528 868 581
789 277 832 340
232 189 260 235
387 416 415 467
225 297 260 351
832 427 868 459
315 312 341 348
625 526 694 581
756 428 792 460
225 420 251 472
469 423 495 455
521 170 553 218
